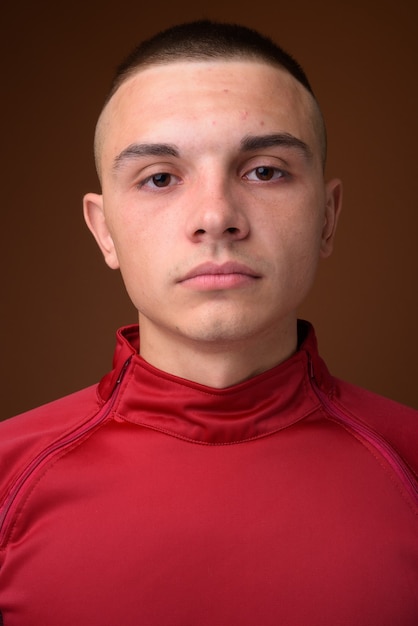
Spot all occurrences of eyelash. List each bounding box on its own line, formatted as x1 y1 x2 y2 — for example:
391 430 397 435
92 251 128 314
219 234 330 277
136 165 289 190
138 172 178 189
243 166 289 182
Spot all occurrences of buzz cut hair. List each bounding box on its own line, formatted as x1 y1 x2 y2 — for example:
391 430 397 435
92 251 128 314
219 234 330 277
108 20 315 102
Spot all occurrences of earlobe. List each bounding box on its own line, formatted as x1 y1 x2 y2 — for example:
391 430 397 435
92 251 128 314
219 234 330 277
320 179 343 258
83 193 120 270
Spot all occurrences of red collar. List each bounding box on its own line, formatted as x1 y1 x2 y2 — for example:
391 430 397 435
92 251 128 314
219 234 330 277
97 321 334 444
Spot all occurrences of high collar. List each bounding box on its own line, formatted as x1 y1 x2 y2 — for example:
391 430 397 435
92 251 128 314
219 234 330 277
97 320 334 444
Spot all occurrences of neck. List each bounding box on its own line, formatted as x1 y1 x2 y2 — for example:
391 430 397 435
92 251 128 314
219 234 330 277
137 320 298 388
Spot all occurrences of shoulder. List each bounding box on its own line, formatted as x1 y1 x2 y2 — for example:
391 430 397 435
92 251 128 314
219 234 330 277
0 385 102 501
0 384 102 438
301 319 418 473
331 377 418 474
332 376 418 425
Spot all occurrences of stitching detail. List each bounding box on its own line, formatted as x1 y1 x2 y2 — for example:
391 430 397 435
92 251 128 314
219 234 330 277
113 403 320 446
3 417 113 550
314 401 418 518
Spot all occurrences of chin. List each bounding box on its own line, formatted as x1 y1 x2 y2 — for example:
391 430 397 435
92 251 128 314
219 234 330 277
177 316 268 347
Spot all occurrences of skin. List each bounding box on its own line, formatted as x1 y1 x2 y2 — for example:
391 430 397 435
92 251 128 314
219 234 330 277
84 60 342 388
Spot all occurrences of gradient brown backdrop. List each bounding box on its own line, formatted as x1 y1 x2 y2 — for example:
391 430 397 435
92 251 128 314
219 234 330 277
1 0 417 419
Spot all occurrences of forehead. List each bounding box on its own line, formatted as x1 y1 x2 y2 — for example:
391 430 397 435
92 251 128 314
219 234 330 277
97 60 320 170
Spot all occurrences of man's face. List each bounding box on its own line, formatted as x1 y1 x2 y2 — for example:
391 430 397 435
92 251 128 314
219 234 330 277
85 60 341 358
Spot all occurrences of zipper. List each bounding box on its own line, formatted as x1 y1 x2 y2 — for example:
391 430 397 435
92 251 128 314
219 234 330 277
309 358 418 505
0 357 132 547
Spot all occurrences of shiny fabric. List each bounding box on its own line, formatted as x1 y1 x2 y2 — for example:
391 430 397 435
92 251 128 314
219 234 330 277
0 321 417 625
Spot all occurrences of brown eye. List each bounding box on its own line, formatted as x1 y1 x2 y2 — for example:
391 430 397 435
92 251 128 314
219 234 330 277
138 171 181 190
244 166 287 183
255 166 275 181
151 173 172 187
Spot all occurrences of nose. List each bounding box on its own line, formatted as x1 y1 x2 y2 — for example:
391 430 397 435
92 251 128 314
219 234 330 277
186 178 250 244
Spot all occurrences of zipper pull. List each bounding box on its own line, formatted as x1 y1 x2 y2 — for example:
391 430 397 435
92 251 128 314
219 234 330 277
307 354 315 380
116 357 132 386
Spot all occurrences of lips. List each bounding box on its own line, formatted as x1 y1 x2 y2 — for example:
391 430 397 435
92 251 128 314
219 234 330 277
178 261 261 289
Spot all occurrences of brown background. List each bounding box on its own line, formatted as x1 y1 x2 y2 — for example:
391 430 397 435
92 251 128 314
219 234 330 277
1 0 417 419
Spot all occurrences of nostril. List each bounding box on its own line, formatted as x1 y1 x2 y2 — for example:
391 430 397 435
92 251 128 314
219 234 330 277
226 227 239 234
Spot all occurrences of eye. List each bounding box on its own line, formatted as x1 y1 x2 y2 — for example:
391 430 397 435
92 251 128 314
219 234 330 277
244 166 287 182
139 172 178 189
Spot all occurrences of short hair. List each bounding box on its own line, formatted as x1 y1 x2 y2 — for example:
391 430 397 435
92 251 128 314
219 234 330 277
108 20 315 101
97 20 327 169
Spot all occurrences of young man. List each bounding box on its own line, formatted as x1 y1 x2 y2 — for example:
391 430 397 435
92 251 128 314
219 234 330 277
0 21 417 625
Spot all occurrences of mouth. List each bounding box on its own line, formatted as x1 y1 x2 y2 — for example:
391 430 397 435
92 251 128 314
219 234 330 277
178 261 261 290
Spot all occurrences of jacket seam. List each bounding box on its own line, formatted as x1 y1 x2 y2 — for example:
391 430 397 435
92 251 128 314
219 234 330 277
1 415 114 552
315 402 418 518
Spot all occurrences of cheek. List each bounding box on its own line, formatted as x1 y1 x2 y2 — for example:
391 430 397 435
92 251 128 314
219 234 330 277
111 227 170 302
263 209 323 256
260 206 324 292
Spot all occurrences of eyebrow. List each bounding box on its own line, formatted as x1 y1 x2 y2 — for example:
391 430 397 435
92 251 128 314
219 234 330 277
240 133 313 160
113 143 180 171
112 132 312 172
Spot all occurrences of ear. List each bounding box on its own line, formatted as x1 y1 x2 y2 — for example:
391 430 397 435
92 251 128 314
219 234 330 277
320 178 343 258
83 193 120 269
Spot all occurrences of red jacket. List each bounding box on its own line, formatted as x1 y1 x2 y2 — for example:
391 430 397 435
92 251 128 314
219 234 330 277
0 322 417 625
